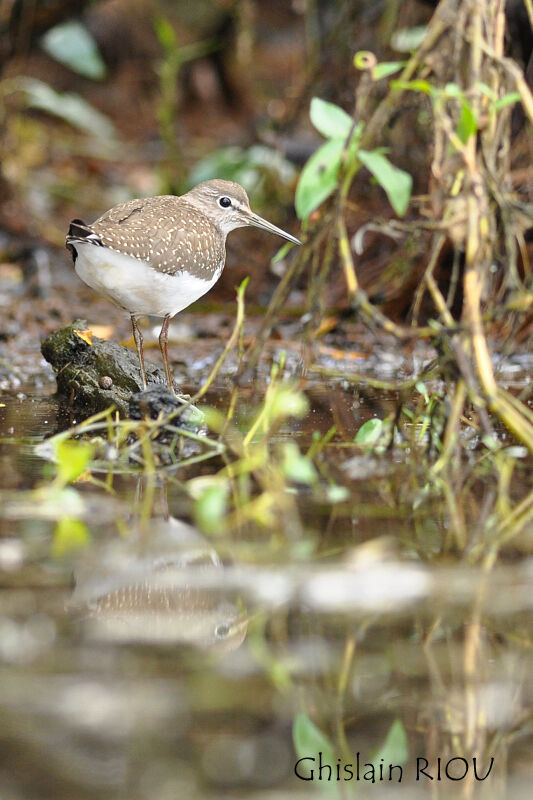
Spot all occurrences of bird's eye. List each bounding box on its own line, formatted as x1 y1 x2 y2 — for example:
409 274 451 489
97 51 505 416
218 196 232 208
214 623 230 638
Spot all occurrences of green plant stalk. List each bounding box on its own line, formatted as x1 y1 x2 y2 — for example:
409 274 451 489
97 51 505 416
306 425 337 459
242 360 281 447
309 363 438 391
336 217 435 339
496 487 533 543
139 433 156 527
335 634 356 769
432 379 468 475
189 277 249 404
237 243 309 381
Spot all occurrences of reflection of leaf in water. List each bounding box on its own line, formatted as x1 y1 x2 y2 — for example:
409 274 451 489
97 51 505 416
15 78 116 139
293 712 339 796
372 718 408 769
52 518 90 557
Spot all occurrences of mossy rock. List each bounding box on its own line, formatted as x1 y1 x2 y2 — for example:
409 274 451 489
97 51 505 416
41 320 202 430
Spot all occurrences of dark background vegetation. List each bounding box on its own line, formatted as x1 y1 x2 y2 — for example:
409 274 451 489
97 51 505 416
0 0 531 327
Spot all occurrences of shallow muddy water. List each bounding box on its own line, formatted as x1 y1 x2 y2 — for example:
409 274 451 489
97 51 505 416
0 337 533 800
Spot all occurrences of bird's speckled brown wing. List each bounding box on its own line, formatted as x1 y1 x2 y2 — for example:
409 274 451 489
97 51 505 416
91 196 226 280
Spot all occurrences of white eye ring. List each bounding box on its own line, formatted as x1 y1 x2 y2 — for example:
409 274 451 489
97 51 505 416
218 196 232 208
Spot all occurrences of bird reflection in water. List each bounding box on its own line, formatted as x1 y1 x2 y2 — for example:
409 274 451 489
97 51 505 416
70 487 247 652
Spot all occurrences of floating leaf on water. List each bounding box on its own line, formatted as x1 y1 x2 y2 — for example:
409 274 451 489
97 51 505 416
354 418 384 446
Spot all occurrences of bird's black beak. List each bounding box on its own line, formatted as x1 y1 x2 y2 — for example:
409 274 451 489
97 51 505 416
245 210 302 245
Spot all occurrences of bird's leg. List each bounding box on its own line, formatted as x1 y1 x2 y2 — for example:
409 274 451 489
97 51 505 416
130 314 147 390
159 314 176 395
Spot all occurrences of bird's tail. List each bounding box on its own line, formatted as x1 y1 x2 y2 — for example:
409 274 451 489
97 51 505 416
66 219 103 262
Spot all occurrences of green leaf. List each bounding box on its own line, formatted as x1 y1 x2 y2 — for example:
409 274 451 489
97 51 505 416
358 149 412 217
271 241 293 264
194 484 229 534
372 719 409 767
52 518 90 557
326 485 349 503
493 91 521 112
310 97 353 139
390 25 427 52
188 144 296 193
281 442 317 485
154 16 177 51
478 82 497 102
270 387 309 420
415 381 429 403
54 440 93 484
41 21 106 80
372 61 405 81
443 82 463 99
481 434 500 452
17 78 116 139
295 138 344 219
442 85 478 143
456 99 477 143
354 418 384 446
293 713 336 777
391 78 434 95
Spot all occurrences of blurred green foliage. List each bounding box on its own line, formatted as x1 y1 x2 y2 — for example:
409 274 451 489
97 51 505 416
41 20 107 80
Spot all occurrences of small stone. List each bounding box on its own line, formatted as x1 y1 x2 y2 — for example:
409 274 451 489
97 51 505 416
99 376 113 389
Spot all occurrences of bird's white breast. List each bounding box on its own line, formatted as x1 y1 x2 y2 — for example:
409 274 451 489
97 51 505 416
74 243 223 317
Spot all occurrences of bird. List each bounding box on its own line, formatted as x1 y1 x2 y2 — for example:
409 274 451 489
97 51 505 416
66 179 301 395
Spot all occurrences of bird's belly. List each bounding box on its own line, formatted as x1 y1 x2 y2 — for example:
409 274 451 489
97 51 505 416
74 244 223 317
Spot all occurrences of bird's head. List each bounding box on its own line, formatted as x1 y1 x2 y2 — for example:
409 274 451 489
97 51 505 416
183 179 301 244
